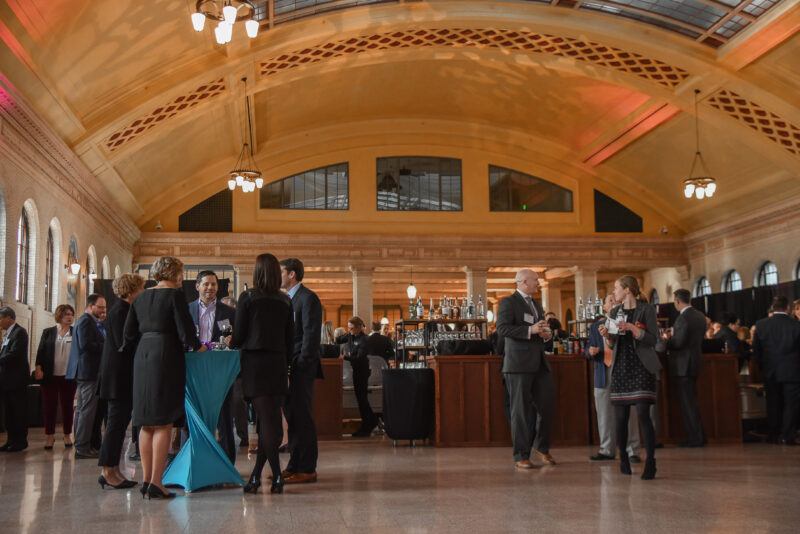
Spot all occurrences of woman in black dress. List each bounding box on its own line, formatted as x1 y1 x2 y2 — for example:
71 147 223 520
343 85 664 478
599 275 662 480
228 253 294 494
96 273 145 490
123 257 204 499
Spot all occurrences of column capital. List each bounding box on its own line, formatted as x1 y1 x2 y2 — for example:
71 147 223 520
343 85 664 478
347 264 374 274
461 265 489 275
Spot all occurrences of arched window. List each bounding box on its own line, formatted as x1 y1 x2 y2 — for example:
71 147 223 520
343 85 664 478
15 211 30 303
45 227 55 311
756 261 778 287
649 289 660 305
102 256 111 279
722 270 742 292
114 265 121 278
795 259 800 281
693 276 712 297
87 245 97 294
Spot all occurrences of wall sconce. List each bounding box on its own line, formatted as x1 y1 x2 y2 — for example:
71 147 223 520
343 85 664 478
486 310 495 323
380 317 389 325
66 262 80 275
89 269 97 281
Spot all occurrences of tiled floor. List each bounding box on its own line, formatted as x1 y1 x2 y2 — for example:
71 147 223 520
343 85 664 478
1 429 798 533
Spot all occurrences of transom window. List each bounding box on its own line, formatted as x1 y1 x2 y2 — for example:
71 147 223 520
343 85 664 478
722 270 742 292
45 227 55 311
260 163 349 210
756 261 778 287
489 165 573 212
376 156 462 211
15 211 30 303
693 276 712 297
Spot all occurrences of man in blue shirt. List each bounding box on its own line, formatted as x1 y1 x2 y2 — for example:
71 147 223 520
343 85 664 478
587 295 640 462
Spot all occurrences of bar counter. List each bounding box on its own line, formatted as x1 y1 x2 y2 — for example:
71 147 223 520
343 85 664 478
428 352 741 447
313 358 343 440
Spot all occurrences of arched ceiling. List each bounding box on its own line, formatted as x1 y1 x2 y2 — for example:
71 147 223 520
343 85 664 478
1 0 799 233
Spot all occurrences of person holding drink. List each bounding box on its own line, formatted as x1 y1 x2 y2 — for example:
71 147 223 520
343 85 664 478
598 276 661 480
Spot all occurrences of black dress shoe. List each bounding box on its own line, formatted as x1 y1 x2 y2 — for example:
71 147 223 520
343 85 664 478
270 474 284 494
629 455 641 464
641 458 657 480
0 443 10 451
619 453 631 475
589 452 615 461
243 475 261 494
99 475 138 490
147 485 176 500
75 450 99 459
5 443 27 452
140 483 150 498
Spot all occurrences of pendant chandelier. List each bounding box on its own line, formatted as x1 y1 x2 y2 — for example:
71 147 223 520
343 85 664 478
228 78 263 193
190 1 259 44
683 89 717 200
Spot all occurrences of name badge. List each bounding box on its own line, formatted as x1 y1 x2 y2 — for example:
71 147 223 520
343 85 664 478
523 313 534 324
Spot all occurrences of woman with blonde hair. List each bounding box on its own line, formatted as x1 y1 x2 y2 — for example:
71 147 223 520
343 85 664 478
123 257 204 499
599 275 661 480
97 273 145 489
320 321 335 345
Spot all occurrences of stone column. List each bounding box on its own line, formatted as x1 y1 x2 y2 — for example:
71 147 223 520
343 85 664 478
545 280 563 322
573 267 598 317
350 265 374 324
463 266 488 315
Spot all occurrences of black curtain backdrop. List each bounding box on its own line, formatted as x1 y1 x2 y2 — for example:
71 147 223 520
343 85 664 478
94 279 229 312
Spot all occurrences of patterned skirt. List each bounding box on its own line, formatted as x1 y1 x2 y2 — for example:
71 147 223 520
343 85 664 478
610 334 657 405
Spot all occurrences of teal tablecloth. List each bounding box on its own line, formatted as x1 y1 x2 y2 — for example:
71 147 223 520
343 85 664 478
162 350 245 491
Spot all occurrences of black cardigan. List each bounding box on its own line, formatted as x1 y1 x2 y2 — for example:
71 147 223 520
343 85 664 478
35 325 74 383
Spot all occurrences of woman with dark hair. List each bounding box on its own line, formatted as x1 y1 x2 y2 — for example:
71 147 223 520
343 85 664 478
97 274 145 489
228 253 294 494
123 256 204 500
598 275 661 480
34 304 77 449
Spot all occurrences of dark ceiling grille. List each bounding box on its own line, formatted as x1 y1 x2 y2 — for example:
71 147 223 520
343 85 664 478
179 189 233 232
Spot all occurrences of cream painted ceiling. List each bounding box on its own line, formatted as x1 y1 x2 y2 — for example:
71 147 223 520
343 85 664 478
1 0 799 233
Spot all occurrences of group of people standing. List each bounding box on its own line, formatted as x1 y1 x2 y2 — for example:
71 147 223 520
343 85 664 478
0 253 326 498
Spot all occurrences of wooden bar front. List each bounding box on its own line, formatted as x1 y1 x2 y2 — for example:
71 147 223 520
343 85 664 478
313 358 343 440
428 354 590 447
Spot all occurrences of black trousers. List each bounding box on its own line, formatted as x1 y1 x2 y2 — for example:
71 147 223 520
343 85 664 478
0 388 28 447
765 376 800 442
502 379 537 447
285 367 318 474
351 359 377 431
98 398 132 467
675 375 705 445
91 398 107 451
504 369 555 461
217 385 236 464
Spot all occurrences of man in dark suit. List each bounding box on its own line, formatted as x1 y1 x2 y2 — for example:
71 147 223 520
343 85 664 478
0 307 30 452
713 311 748 370
661 288 707 447
752 295 800 445
188 270 238 463
362 321 395 362
65 294 106 458
497 269 555 469
281 258 322 483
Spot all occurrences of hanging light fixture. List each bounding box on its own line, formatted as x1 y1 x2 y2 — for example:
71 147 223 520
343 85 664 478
406 266 417 300
683 89 717 200
190 1 259 44
227 78 263 193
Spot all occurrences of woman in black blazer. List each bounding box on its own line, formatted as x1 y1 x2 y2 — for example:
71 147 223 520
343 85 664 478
228 253 294 494
96 274 145 489
34 304 76 449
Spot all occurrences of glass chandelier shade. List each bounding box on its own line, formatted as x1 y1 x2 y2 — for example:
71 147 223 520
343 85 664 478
190 1 259 44
683 89 717 200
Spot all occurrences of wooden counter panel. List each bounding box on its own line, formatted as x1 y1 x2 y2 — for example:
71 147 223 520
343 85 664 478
314 358 343 440
549 355 591 446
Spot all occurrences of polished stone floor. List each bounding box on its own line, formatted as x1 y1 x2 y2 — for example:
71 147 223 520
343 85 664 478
0 429 798 533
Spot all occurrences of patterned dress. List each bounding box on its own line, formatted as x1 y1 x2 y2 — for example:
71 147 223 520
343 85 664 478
610 308 657 405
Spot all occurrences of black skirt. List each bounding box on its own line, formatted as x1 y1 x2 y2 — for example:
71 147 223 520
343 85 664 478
239 349 288 399
132 333 186 426
610 333 657 405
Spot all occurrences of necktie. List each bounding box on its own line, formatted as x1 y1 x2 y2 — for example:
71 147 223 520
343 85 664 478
523 295 538 322
97 322 106 338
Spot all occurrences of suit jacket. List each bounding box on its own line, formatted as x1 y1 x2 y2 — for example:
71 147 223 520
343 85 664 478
361 333 395 362
35 325 74 383
587 319 608 388
290 284 323 378
65 313 105 381
752 313 800 382
496 291 549 374
0 323 30 391
97 300 135 400
664 306 706 377
608 301 662 376
188 299 236 343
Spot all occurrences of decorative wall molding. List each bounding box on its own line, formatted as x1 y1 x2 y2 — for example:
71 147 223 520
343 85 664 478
706 89 800 158
134 232 688 270
258 27 690 89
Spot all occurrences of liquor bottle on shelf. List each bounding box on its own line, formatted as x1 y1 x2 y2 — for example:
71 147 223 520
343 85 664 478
586 296 594 319
416 296 424 319
477 295 485 319
468 294 475 319
428 298 435 320
578 297 584 321
452 298 460 319
595 293 602 317
409 299 415 319
442 296 450 319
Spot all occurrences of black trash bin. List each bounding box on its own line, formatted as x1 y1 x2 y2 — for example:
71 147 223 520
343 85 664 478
381 368 434 446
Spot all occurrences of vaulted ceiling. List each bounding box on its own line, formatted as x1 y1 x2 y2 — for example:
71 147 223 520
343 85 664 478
1 0 799 234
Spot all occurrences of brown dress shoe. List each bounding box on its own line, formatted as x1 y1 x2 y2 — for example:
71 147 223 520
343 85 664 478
515 460 535 469
535 450 556 465
267 470 294 480
284 471 317 484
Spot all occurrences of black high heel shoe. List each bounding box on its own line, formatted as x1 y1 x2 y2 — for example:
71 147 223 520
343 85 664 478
619 452 632 475
98 475 138 490
140 482 150 498
641 458 657 480
243 475 261 494
147 484 176 500
270 474 284 494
